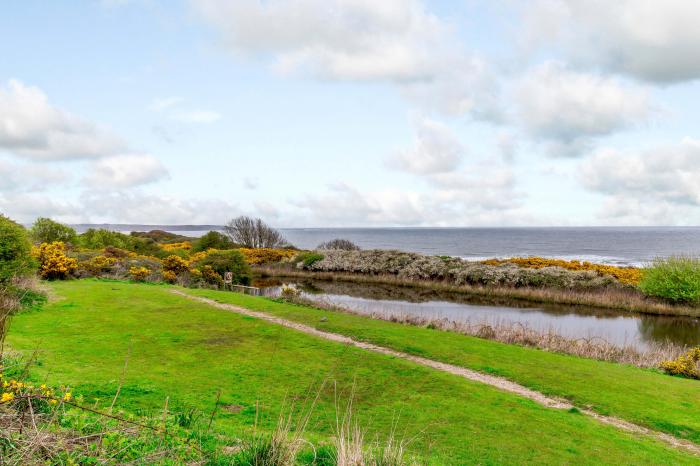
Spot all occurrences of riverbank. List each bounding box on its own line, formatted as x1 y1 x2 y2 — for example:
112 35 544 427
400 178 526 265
6 280 700 464
258 266 700 318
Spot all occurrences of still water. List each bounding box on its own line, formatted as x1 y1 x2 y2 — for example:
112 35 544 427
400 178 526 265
250 278 700 351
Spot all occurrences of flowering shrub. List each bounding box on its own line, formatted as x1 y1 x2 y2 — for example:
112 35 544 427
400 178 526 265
162 270 177 283
32 242 77 280
78 255 117 276
188 250 210 265
129 266 150 281
239 247 297 265
660 347 700 379
481 257 642 286
640 256 700 303
192 250 250 285
162 241 192 251
200 265 223 286
162 255 190 275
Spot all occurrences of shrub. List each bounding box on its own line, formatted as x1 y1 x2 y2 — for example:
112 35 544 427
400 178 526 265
660 347 700 379
129 266 150 281
162 241 192 252
193 250 251 285
79 228 135 250
200 265 223 286
482 257 642 286
294 252 325 268
0 215 35 284
639 256 700 304
78 255 117 276
192 231 235 252
30 217 77 244
162 270 177 283
33 242 77 280
162 255 190 275
317 238 360 251
223 216 287 248
240 248 297 265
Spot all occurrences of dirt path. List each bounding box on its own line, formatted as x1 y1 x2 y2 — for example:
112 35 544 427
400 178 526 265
171 289 700 457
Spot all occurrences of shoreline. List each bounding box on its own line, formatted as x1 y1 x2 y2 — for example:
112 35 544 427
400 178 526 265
256 266 700 318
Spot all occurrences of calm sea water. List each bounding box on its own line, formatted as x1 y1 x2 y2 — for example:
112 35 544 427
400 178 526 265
93 226 700 266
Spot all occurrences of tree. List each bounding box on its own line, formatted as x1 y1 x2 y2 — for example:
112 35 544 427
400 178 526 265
192 231 235 252
317 238 360 251
30 218 77 244
223 216 287 249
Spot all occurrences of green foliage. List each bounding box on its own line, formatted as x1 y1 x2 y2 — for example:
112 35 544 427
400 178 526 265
0 215 35 284
298 252 324 268
30 217 78 244
192 230 236 252
79 228 136 250
640 256 700 304
193 250 251 285
131 229 192 244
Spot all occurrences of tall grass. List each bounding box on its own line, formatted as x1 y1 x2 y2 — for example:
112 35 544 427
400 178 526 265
640 256 700 304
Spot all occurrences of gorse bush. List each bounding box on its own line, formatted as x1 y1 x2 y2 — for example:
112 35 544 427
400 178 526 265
79 228 135 250
640 256 700 304
0 215 35 284
483 257 642 286
660 347 700 379
240 247 297 265
30 217 77 244
33 242 78 280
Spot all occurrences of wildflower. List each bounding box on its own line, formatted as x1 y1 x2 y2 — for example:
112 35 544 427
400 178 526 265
49 399 58 405
1 392 14 403
63 392 72 402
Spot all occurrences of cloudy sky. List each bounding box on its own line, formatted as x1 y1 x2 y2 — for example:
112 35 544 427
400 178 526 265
2 0 700 227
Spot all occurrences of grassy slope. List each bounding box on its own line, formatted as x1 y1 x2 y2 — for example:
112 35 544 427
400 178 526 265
187 287 700 444
3 280 697 465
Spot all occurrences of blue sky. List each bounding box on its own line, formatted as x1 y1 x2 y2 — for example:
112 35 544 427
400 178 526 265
2 0 700 226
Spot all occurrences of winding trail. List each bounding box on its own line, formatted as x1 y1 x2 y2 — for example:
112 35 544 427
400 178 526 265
171 289 700 457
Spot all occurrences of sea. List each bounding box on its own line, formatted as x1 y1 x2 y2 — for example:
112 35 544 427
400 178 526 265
72 225 700 267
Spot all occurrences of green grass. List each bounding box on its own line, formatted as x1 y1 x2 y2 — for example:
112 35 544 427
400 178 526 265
641 256 700 304
187 286 700 444
5 280 700 464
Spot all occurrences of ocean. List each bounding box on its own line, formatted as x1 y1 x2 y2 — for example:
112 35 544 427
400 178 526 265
75 225 700 267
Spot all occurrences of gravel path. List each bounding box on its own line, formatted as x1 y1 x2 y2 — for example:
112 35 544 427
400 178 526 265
171 289 700 456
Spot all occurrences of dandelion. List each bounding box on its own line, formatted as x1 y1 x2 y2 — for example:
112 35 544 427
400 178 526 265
1 392 14 403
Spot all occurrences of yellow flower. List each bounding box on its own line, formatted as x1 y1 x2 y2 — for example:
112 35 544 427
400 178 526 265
63 392 72 402
49 399 58 405
1 392 14 403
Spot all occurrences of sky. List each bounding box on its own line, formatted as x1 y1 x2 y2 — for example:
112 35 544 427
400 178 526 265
1 0 700 227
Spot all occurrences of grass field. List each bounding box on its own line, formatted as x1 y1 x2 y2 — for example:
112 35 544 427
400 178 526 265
5 279 700 464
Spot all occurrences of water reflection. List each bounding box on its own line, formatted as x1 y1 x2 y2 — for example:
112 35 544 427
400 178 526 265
250 278 700 351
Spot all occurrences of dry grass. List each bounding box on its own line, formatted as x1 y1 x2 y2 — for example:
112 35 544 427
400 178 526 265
259 267 700 318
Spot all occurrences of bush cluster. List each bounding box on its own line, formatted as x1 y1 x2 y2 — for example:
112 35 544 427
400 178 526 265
0 215 35 284
639 256 700 304
192 250 251 285
483 257 642 286
317 238 360 251
30 217 77 244
239 247 297 265
302 250 620 290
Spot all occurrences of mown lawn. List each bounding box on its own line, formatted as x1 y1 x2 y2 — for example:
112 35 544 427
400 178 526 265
5 280 699 464
189 286 700 444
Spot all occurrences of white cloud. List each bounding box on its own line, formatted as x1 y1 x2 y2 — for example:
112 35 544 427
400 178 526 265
193 0 448 82
85 153 169 189
525 0 700 83
0 79 125 160
170 110 221 124
514 62 653 156
0 157 70 193
386 118 464 175
580 138 700 223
